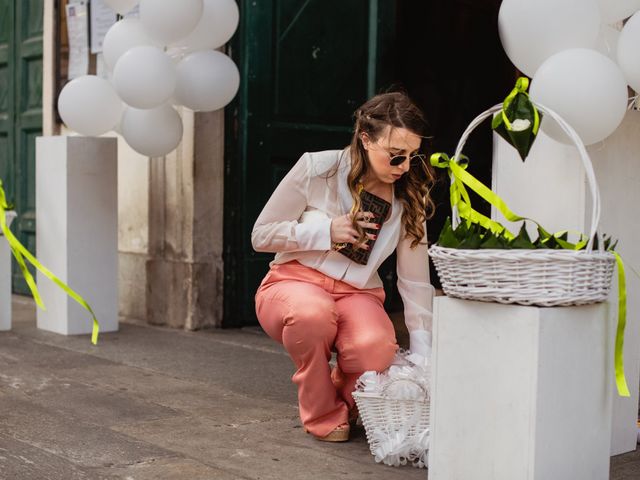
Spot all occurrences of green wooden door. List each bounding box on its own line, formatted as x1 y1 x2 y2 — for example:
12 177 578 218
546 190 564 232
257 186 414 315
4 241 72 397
0 0 43 295
225 0 396 327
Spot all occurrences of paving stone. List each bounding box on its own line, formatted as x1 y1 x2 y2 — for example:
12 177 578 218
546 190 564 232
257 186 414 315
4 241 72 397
0 434 90 480
88 457 248 480
611 448 640 479
4 296 639 480
0 331 113 370
112 416 426 480
7 317 297 405
0 395 174 469
55 364 299 424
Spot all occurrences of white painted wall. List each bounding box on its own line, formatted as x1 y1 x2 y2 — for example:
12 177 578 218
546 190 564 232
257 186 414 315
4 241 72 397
493 111 640 455
492 129 586 239
588 111 640 455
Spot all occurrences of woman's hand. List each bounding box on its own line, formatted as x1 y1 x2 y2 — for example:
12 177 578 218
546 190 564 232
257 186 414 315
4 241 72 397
330 212 379 250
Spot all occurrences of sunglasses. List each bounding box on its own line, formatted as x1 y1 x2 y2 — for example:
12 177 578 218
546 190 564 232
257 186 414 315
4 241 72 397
388 152 427 167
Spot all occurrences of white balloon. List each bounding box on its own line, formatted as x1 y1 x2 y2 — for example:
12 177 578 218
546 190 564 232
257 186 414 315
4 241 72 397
102 19 159 71
175 50 240 111
121 104 183 156
617 11 640 93
174 0 239 52
104 0 139 15
598 0 640 23
140 0 203 44
58 75 124 136
112 46 176 109
596 23 621 60
498 0 601 77
530 48 628 145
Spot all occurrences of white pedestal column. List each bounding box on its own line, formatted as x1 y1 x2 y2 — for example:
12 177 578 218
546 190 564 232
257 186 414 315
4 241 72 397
493 114 640 454
0 211 16 331
35 136 118 336
429 297 614 480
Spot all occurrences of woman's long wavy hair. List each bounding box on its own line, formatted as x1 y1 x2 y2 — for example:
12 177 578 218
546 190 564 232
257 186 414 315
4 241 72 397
345 91 436 248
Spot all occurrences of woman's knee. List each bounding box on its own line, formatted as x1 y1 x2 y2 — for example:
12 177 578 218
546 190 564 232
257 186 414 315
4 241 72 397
340 333 398 372
280 295 338 346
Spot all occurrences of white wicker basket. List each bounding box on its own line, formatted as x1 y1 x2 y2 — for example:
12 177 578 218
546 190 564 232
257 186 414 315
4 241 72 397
429 104 616 307
353 377 430 467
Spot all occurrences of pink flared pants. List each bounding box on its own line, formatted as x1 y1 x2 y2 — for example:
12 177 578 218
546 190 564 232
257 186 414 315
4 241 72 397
255 261 398 437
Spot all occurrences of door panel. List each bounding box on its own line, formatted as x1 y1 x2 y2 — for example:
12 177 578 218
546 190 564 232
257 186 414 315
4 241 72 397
0 0 15 202
0 0 43 294
225 0 396 327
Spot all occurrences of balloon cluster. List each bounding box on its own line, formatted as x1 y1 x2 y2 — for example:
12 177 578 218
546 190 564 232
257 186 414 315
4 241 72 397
499 0 640 145
57 0 240 157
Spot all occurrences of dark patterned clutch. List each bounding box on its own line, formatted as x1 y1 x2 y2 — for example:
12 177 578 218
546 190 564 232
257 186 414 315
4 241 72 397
336 189 391 265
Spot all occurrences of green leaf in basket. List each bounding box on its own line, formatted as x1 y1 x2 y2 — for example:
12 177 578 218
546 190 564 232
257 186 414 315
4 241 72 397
453 219 470 242
437 217 461 248
458 223 484 249
480 231 510 249
510 223 536 249
603 234 619 251
534 226 557 249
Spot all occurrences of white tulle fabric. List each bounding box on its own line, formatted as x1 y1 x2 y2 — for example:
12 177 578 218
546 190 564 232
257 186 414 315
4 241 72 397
353 350 431 468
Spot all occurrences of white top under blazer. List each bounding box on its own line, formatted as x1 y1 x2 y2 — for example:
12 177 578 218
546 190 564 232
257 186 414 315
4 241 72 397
251 149 434 358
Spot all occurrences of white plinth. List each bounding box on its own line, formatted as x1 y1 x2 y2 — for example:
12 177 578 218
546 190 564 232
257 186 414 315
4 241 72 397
430 297 614 480
36 136 118 336
1 211 16 331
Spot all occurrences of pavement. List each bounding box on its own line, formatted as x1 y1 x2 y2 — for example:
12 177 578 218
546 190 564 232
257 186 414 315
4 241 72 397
1 295 639 480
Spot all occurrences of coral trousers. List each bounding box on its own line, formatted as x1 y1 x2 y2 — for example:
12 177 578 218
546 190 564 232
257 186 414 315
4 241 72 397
255 261 398 437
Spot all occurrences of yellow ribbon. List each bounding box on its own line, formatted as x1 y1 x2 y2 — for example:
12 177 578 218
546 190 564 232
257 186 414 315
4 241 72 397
430 153 590 250
0 179 99 345
430 154 630 396
612 252 630 397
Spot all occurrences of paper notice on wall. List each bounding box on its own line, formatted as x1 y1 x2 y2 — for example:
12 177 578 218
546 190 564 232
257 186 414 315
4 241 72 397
66 1 89 79
90 0 117 54
96 52 110 80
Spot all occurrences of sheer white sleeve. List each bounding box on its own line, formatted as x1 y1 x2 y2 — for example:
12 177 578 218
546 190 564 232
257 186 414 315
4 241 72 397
396 222 435 356
251 153 332 253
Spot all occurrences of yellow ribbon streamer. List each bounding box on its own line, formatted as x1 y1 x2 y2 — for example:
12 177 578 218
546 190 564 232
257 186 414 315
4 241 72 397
0 180 99 345
430 154 630 396
613 252 630 397
431 153 590 249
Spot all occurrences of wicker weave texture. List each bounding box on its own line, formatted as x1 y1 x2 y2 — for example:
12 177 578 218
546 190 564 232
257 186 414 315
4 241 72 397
431 103 616 307
353 387 430 462
430 245 615 306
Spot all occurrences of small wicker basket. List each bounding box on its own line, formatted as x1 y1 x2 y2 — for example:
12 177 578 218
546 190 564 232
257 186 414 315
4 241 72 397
429 103 616 307
353 377 430 467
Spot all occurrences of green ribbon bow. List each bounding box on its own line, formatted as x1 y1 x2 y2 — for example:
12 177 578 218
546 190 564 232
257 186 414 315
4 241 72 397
430 153 630 397
0 179 100 345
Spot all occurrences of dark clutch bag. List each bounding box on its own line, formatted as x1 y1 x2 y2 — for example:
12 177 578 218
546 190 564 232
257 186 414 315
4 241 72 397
336 190 391 265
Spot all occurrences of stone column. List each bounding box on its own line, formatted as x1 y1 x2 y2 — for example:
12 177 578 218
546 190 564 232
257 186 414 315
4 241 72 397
146 108 224 330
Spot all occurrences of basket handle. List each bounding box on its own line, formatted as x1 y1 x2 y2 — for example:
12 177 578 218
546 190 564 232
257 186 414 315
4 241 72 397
380 378 429 399
451 103 602 253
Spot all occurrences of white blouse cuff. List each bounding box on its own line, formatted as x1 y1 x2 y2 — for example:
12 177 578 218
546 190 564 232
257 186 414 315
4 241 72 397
294 217 332 251
409 329 432 359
